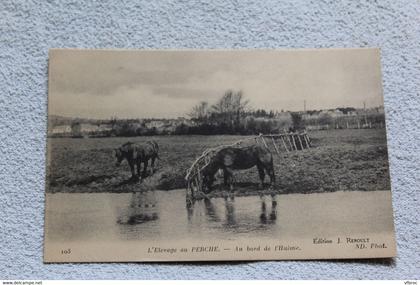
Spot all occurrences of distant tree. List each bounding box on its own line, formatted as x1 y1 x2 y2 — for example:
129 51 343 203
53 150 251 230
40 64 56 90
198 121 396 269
211 90 249 128
174 123 189 135
188 101 210 123
245 117 257 134
337 107 356 115
318 113 333 125
71 122 82 137
291 112 305 131
257 120 273 134
110 116 117 122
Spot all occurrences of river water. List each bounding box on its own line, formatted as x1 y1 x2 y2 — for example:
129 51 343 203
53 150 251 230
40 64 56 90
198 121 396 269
45 190 394 242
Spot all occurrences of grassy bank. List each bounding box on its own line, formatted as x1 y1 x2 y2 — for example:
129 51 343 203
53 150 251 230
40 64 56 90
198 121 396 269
46 129 391 194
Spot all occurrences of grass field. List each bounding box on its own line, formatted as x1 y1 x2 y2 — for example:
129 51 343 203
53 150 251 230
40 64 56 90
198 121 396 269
46 129 391 194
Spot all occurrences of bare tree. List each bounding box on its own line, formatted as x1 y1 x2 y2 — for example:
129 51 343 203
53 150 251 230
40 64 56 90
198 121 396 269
188 101 210 122
211 90 249 127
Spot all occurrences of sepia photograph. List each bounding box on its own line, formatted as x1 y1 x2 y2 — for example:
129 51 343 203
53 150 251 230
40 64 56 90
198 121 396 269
44 49 396 262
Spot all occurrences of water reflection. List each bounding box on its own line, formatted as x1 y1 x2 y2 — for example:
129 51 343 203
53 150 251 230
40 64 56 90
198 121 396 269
186 195 278 228
117 191 278 240
224 199 236 226
117 191 159 225
260 199 277 224
204 198 220 222
45 190 393 243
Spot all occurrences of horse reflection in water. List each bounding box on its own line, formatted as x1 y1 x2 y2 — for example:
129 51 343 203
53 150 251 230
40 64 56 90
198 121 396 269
186 195 278 228
259 198 277 224
117 191 159 225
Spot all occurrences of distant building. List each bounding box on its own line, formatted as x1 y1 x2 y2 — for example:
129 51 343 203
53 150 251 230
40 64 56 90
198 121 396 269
176 117 195 126
49 125 71 135
275 111 292 120
326 109 344 117
80 123 99 134
145 120 166 129
98 123 113 132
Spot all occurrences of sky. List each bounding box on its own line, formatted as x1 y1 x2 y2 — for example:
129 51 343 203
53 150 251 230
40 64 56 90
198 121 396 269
48 48 385 119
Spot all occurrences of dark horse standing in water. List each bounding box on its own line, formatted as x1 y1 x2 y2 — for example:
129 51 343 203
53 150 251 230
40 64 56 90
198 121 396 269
115 141 159 180
202 144 275 192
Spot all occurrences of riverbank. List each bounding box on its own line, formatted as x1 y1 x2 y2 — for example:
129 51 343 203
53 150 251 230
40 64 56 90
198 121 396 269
46 129 391 194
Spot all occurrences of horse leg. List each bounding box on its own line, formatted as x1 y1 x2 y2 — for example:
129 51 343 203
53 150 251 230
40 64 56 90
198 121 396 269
260 200 267 223
267 161 276 188
257 163 265 189
142 160 148 179
223 168 229 187
151 157 156 173
136 160 141 178
224 167 235 193
270 196 277 221
128 160 136 179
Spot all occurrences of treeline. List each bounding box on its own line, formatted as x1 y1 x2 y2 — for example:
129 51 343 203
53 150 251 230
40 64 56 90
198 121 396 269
111 121 159 137
185 90 292 135
173 118 286 136
50 90 386 138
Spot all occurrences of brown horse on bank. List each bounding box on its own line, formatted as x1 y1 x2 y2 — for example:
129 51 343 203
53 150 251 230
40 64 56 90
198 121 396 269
201 144 275 192
115 141 159 180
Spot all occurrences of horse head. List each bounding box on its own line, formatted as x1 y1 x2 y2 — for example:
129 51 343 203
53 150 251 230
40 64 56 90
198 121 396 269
114 147 125 166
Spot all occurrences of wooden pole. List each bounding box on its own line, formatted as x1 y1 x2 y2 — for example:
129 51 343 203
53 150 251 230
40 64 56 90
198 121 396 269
186 180 191 198
304 134 311 148
195 176 200 195
271 137 280 154
302 134 309 149
297 134 304 150
286 134 294 150
190 180 195 199
261 136 270 150
280 136 289 152
291 134 298 150
197 168 202 192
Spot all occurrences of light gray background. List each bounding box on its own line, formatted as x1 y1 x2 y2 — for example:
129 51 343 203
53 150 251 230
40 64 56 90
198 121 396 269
0 0 419 280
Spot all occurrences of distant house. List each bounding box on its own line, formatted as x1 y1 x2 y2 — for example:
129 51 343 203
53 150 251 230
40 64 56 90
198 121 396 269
176 117 195 126
345 110 357 116
368 106 385 114
80 123 99 134
329 109 344 117
145 120 166 129
98 124 113 132
301 110 321 120
275 111 292 120
49 125 71 136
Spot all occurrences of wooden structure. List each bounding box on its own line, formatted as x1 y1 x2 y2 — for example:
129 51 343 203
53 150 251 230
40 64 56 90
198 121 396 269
185 132 311 204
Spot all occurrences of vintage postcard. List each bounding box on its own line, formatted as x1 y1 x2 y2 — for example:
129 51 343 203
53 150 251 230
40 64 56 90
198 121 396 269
44 48 396 262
